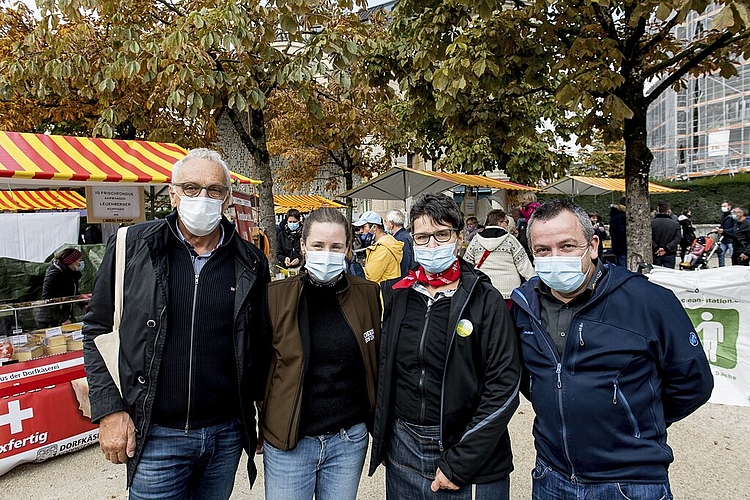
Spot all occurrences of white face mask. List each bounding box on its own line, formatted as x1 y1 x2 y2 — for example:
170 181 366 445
534 247 590 294
177 194 223 236
305 251 347 283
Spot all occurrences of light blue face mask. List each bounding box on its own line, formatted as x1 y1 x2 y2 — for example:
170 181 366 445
414 242 457 274
534 247 590 294
287 221 300 231
75 261 85 272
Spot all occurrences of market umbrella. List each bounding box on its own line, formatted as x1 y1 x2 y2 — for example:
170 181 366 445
540 175 687 197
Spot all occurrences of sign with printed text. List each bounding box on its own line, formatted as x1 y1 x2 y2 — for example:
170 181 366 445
648 266 750 407
86 186 145 223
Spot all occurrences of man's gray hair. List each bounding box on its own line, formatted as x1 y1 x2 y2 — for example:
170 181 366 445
386 209 406 227
172 148 232 188
527 199 595 247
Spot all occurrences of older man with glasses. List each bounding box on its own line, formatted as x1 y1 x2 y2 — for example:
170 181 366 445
84 148 271 499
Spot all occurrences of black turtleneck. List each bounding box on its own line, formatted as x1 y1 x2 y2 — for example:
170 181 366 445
298 275 369 436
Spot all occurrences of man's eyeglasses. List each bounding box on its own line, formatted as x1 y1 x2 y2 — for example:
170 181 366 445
412 228 457 246
173 182 229 200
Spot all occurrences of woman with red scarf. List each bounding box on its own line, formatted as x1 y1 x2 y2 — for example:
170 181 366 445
369 193 522 500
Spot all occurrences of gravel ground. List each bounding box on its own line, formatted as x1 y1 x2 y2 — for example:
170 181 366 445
2 399 748 499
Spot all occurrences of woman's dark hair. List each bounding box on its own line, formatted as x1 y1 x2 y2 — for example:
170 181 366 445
301 207 352 248
286 208 301 221
56 247 81 263
410 193 464 232
485 209 507 226
682 208 691 216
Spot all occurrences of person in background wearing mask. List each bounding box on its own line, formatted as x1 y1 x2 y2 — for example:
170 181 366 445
353 210 403 284
277 208 303 269
385 209 414 276
84 148 271 498
511 199 713 500
262 207 381 500
35 247 85 328
370 193 521 499
717 200 735 267
730 206 750 266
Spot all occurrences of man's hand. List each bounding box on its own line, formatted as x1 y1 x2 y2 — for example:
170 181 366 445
99 411 136 464
431 468 459 492
655 248 666 257
741 253 749 262
284 257 291 267
290 258 300 267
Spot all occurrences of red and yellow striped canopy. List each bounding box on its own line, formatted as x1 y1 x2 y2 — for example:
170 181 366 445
274 194 345 214
0 131 259 186
0 190 86 211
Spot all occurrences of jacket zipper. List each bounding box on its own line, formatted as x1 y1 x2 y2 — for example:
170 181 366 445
439 277 478 452
418 297 432 424
185 272 199 434
140 306 166 436
521 295 580 483
613 381 641 438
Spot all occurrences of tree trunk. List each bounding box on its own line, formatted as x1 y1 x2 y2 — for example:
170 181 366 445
249 108 277 269
622 94 653 271
344 161 354 222
227 105 277 269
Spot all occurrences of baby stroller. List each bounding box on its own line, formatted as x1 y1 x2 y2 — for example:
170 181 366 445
679 231 719 270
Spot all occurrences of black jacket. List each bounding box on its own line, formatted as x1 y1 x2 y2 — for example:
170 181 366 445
651 214 681 255
732 218 750 256
392 227 414 277
83 212 271 487
720 211 736 244
369 259 521 486
35 262 81 327
276 221 302 265
608 206 627 256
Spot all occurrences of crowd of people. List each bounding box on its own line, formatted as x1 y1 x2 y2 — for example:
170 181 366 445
81 148 715 500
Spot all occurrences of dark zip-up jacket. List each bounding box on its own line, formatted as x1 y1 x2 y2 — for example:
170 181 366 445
83 211 271 487
651 213 681 255
262 272 381 450
369 259 521 486
511 265 713 483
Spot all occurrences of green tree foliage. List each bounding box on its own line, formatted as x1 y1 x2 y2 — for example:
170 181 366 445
377 0 750 267
570 137 626 178
0 0 374 266
267 13 396 220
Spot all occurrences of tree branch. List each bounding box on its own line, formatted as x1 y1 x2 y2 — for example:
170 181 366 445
645 30 749 105
154 0 185 17
644 30 748 79
638 13 682 58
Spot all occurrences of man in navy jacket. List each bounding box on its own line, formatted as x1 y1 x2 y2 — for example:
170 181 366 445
511 199 713 500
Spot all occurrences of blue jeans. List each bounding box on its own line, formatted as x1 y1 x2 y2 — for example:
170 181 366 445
718 242 732 267
263 422 369 500
386 419 510 500
531 457 672 500
129 419 243 500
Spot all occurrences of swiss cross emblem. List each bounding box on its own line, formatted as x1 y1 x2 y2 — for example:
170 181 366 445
0 401 34 434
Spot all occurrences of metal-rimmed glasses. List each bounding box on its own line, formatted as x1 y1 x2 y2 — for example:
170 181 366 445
412 228 458 246
172 182 229 200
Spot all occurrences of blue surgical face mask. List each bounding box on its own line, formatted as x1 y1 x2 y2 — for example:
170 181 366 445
75 261 85 272
305 251 347 283
534 247 590 294
731 213 740 221
287 221 300 231
414 242 457 274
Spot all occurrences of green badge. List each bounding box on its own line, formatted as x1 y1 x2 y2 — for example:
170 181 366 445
456 319 473 338
685 307 739 369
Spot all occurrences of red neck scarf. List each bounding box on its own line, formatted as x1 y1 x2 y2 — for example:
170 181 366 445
392 259 461 289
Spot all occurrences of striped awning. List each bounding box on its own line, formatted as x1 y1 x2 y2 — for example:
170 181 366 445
0 190 86 211
0 131 259 187
541 176 688 196
274 194 345 214
423 170 538 191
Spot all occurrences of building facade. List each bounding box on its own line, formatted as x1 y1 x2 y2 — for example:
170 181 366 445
647 4 750 179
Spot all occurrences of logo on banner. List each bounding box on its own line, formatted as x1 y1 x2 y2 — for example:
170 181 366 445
686 308 738 369
0 401 33 434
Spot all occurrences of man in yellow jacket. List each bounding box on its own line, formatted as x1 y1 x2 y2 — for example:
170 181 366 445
353 210 404 284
